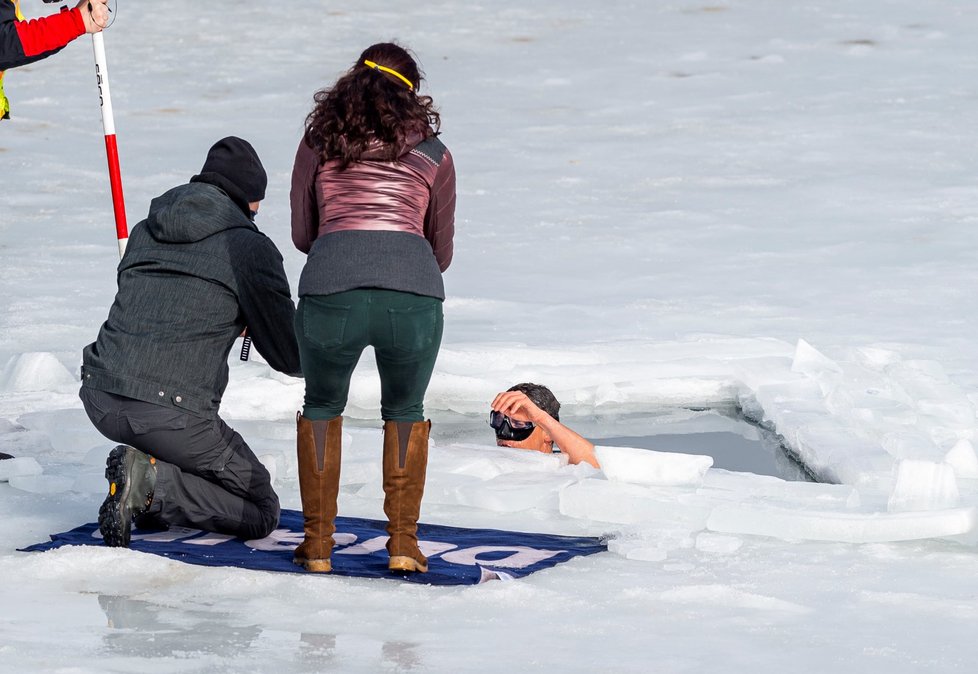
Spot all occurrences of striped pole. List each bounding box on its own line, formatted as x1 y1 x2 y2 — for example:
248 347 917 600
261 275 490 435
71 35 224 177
92 31 128 258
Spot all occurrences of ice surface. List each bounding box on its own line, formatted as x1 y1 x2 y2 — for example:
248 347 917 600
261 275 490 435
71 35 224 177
3 0 978 670
595 444 713 486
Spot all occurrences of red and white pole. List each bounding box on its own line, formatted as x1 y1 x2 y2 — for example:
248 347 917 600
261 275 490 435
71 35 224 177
92 31 128 258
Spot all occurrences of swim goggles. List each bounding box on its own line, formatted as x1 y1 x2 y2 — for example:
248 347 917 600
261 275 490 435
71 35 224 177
489 411 535 441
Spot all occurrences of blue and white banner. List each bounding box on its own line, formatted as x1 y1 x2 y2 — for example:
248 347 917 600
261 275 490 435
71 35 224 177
22 509 606 585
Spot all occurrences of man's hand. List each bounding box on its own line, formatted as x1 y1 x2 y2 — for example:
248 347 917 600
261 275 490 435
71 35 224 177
491 390 550 425
77 0 109 34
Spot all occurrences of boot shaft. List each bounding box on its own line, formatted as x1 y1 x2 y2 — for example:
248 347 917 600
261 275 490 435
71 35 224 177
297 413 343 475
295 414 343 569
382 420 430 568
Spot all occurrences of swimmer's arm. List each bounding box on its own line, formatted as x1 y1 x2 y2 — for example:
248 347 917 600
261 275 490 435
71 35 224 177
538 416 599 469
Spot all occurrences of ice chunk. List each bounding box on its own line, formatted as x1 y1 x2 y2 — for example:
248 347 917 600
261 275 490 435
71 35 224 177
852 346 902 371
9 474 73 493
341 461 382 486
881 431 943 462
791 424 894 485
0 456 43 482
595 445 713 487
456 472 576 512
916 398 976 427
887 460 959 512
945 440 978 479
790 339 842 394
694 532 743 554
699 469 859 508
437 444 564 479
258 454 278 484
83 445 111 466
707 504 977 543
751 379 825 409
828 389 916 426
560 478 711 527
417 472 483 505
0 352 76 392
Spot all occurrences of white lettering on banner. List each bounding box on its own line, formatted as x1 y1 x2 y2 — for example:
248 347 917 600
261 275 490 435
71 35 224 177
419 540 458 557
130 526 201 543
440 546 562 569
246 529 304 551
184 533 236 546
334 536 458 557
334 535 387 556
246 530 357 552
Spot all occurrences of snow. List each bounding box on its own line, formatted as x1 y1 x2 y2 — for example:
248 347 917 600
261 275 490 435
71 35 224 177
2 0 978 671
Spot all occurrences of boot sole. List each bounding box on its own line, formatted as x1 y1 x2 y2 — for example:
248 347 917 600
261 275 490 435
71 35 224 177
388 556 428 573
99 446 137 548
293 556 332 573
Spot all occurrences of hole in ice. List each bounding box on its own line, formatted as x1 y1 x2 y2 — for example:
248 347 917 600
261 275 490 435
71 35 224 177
588 409 814 482
429 406 816 482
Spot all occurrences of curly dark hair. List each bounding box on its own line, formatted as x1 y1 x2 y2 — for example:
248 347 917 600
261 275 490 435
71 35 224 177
304 43 441 170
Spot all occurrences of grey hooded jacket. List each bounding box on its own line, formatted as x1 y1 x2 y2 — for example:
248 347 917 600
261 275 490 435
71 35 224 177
82 180 301 417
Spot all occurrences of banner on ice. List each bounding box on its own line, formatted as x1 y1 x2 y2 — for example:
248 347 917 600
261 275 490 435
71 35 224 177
22 509 606 585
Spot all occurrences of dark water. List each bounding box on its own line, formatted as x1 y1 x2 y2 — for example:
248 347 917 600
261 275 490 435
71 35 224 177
590 428 814 482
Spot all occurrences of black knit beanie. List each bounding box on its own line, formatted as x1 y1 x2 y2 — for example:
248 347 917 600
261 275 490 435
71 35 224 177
199 136 267 202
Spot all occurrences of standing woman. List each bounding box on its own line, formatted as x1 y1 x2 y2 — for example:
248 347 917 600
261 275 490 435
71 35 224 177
290 43 455 574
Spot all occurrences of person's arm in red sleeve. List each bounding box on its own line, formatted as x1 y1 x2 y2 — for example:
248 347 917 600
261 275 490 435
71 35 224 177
1 0 107 71
290 136 321 255
423 147 456 272
14 7 84 59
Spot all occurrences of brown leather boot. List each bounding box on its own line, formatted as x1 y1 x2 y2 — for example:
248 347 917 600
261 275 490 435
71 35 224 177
293 413 342 573
382 420 430 573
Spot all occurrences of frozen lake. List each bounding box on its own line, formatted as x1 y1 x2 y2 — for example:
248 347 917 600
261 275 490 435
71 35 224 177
2 0 978 672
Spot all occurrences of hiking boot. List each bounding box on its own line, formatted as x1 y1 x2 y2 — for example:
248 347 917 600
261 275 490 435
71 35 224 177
98 445 157 548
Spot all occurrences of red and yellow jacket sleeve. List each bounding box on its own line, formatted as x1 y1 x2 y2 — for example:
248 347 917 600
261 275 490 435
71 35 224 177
1 0 86 71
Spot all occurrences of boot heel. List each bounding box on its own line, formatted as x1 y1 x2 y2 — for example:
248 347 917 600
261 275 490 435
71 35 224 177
388 555 428 573
298 557 332 573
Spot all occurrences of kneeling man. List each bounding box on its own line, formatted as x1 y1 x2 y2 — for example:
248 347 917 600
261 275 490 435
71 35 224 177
80 137 302 546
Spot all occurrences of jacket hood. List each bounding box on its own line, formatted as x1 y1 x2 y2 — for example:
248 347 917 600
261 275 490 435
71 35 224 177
146 182 256 244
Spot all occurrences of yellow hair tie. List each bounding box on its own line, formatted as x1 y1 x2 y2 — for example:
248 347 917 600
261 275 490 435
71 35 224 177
363 60 414 90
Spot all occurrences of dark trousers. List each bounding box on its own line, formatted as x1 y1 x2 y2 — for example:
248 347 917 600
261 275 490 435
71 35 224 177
296 289 444 421
80 387 280 540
